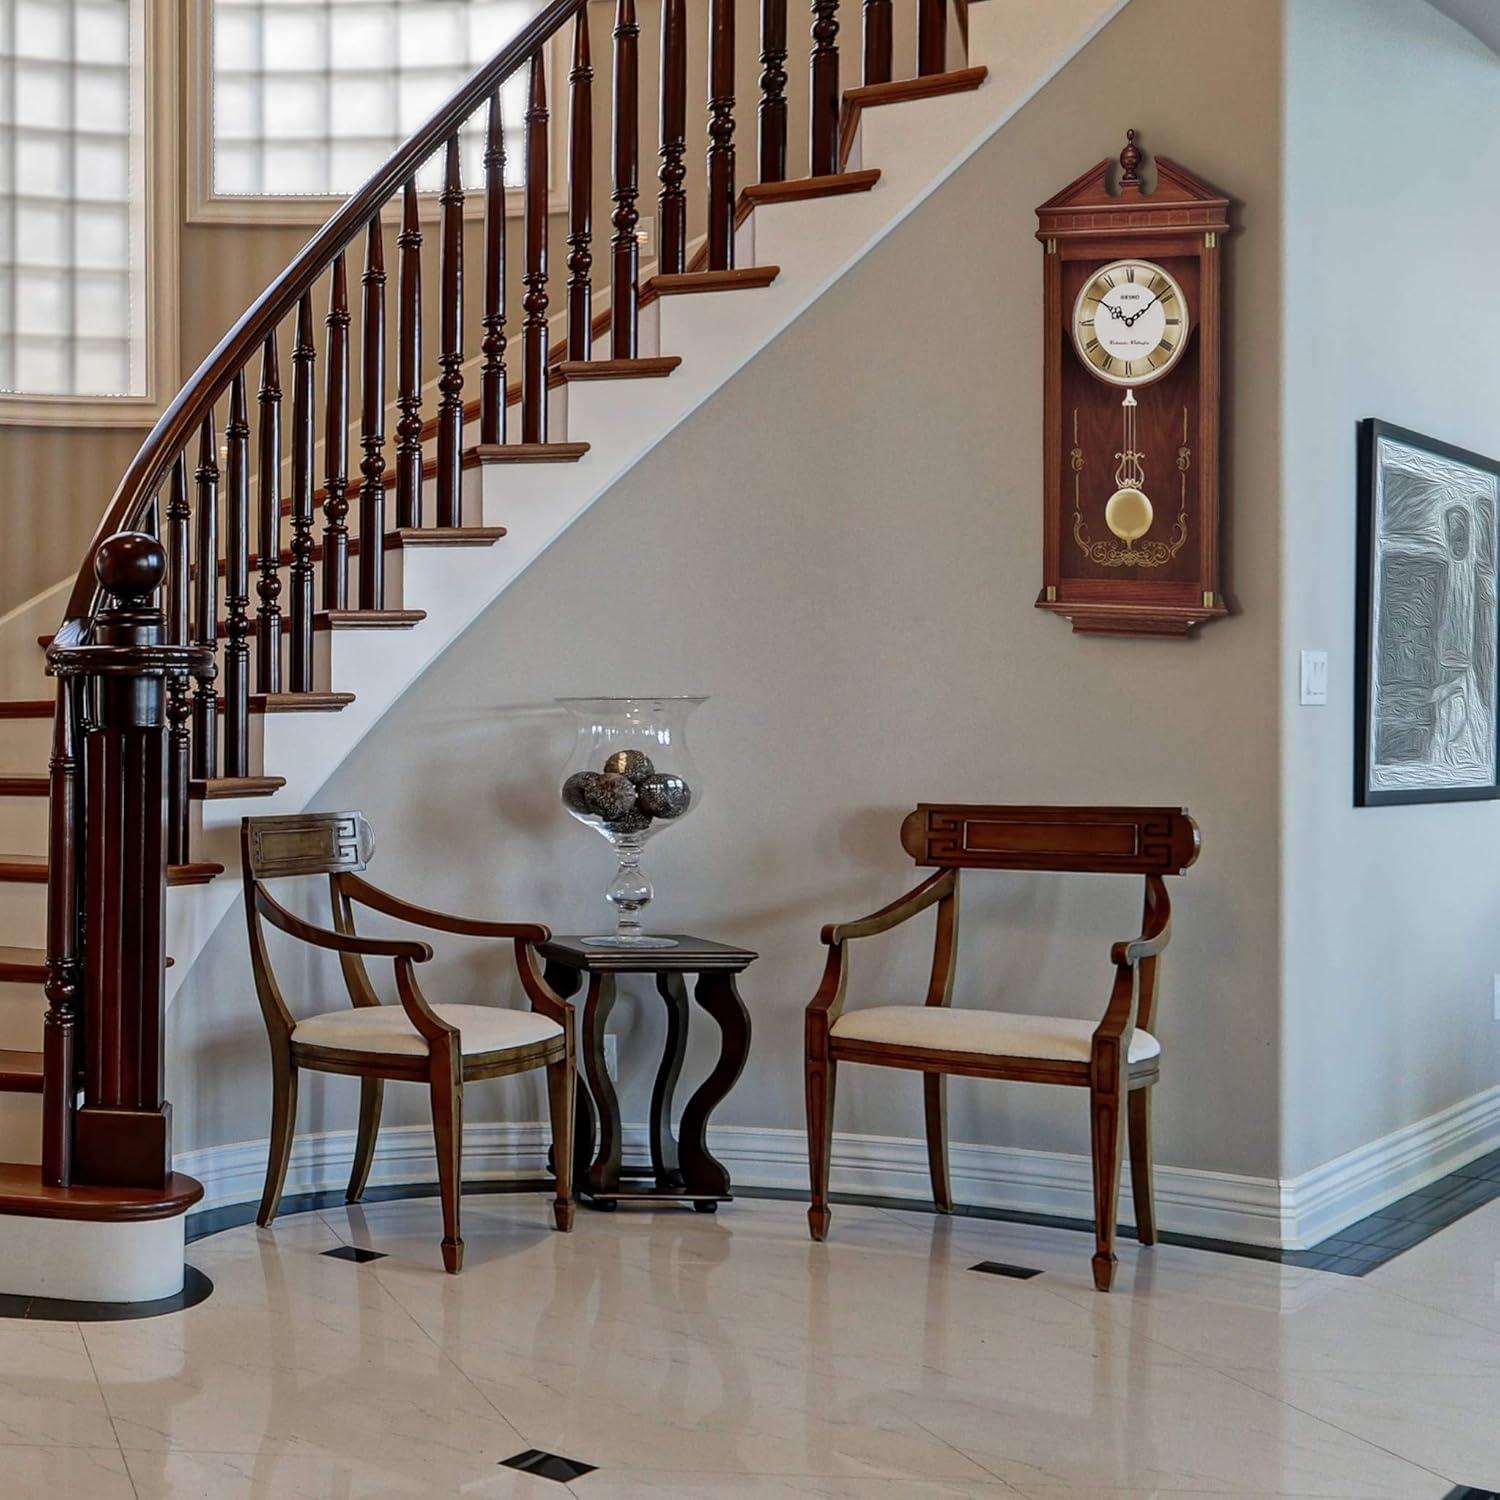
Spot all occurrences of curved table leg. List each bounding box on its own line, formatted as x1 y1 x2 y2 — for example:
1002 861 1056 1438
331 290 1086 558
678 970 752 1200
543 960 595 1190
650 972 690 1190
580 973 620 1197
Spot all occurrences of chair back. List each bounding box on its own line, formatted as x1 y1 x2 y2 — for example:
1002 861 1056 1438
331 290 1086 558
241 812 380 1041
900 804 1199 877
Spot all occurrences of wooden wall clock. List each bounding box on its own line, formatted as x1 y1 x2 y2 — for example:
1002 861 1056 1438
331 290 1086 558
1035 131 1231 637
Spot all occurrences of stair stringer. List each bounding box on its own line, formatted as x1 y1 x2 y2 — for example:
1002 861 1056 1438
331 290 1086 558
18 0 1131 1022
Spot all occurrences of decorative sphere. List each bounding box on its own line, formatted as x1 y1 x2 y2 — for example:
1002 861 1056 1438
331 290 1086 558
94 531 167 599
605 807 653 836
602 748 655 784
581 771 639 821
637 773 692 819
561 771 598 815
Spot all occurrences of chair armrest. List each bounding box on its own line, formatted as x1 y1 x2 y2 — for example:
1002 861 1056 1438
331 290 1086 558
254 886 434 961
512 940 574 1028
339 872 550 943
821 869 957 945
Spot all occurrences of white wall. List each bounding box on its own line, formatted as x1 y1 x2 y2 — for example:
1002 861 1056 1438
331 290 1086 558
1280 0 1500 1177
170 0 1287 1189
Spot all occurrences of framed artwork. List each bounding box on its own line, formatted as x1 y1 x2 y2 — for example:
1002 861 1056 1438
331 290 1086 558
1356 419 1500 807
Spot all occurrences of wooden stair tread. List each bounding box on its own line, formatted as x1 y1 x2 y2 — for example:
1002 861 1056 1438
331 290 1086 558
190 776 285 800
0 701 53 719
466 442 590 463
642 266 781 302
0 856 223 886
0 945 46 981
0 1050 42 1094
314 609 426 630
839 66 988 170
248 692 355 713
240 522 507 562
0 1163 204 1222
0 774 47 797
551 356 682 382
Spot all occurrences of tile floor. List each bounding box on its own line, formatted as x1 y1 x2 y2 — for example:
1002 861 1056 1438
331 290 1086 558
4 1186 1499 1497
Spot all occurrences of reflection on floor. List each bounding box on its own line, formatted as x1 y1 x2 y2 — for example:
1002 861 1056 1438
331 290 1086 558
4 1187 1499 1497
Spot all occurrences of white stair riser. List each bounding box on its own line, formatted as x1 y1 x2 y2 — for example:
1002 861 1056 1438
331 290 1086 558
0 978 44 1049
0 797 46 850
0 1094 40 1165
0 883 46 944
0 717 51 765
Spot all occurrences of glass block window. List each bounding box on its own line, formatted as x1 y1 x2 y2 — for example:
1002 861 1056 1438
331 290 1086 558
211 0 543 199
0 0 144 398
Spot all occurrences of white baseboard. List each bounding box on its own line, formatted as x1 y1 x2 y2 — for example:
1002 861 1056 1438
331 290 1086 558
176 1083 1500 1252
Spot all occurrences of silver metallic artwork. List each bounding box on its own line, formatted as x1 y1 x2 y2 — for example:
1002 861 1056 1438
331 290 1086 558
1362 430 1499 804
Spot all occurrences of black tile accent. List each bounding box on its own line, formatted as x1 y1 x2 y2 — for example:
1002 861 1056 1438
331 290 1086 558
1444 1486 1500 1498
0 1265 214 1323
321 1245 386 1264
500 1449 597 1483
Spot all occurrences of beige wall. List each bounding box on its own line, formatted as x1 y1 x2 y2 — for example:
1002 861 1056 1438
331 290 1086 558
171 0 1287 1184
1280 0 1500 1176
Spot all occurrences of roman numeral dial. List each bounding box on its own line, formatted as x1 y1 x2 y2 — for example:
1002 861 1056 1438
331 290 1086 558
1069 257 1190 388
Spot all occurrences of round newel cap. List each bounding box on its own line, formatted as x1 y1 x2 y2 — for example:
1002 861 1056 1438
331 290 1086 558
94 531 166 601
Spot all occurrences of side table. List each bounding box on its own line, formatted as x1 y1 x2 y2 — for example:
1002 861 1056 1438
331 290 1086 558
538 935 755 1210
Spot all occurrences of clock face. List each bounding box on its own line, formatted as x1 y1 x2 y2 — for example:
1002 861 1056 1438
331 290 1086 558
1070 258 1189 387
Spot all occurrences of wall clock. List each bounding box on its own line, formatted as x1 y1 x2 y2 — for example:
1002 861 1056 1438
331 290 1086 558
1035 131 1231 637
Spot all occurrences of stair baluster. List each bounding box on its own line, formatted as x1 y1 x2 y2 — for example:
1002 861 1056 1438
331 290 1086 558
165 453 192 863
759 0 789 184
612 0 641 357
289 292 317 690
567 11 593 361
255 334 283 692
224 372 252 777
918 0 946 75
436 143 464 527
359 213 388 608
707 0 737 271
396 182 424 531
192 411 219 778
659 0 688 274
810 0 841 176
522 53 551 444
863 0 892 85
481 93 509 446
323 253 352 609
41 676 82 1187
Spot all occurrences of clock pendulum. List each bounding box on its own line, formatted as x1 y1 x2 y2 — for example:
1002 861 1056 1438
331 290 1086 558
1105 386 1153 544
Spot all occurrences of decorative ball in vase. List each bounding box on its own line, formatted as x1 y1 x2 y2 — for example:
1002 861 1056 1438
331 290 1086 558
557 696 706 949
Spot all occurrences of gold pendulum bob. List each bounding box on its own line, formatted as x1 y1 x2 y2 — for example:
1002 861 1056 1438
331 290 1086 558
1106 387 1152 543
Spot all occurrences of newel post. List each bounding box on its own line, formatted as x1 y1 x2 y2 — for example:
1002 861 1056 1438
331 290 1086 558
46 533 214 1189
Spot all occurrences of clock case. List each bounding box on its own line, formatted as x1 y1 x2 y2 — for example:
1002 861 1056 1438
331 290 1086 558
1035 137 1231 637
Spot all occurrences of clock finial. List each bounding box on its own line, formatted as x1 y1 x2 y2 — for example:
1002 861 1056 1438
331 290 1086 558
1119 128 1143 187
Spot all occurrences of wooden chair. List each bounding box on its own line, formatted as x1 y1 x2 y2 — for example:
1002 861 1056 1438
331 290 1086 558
805 804 1199 1291
241 811 575 1273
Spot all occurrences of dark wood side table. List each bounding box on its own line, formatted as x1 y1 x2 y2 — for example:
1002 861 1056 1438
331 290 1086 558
539 935 755 1211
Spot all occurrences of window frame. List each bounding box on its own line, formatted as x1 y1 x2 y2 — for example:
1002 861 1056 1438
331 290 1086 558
0 0 180 428
186 0 570 228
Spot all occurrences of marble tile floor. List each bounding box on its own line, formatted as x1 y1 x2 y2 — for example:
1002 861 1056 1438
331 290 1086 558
4 1189 1500 1498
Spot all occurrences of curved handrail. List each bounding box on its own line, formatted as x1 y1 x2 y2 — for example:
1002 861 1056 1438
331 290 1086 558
57 0 586 633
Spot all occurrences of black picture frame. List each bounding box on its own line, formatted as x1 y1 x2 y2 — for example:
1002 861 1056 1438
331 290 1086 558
1355 418 1500 808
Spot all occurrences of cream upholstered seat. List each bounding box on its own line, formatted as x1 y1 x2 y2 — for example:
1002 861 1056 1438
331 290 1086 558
293 1004 564 1058
830 1006 1160 1064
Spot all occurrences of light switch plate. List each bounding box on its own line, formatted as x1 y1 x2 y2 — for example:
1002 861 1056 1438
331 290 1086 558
638 215 655 258
1299 650 1329 706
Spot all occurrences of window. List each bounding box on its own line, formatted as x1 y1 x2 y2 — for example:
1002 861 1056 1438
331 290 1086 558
0 0 143 399
204 0 545 213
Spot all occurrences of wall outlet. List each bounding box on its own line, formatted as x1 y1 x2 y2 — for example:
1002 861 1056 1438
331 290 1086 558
1492 975 1500 1022
1299 649 1329 706
604 1033 619 1083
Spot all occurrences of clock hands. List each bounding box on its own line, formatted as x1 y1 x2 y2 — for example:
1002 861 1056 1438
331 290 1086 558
1122 289 1167 327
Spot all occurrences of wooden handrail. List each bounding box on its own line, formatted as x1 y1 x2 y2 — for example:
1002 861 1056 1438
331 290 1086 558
57 0 587 634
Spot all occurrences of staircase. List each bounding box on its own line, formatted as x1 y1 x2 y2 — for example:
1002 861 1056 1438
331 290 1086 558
0 0 1124 1299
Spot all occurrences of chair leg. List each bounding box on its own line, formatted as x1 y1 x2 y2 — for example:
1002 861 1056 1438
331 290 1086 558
347 1077 384 1204
546 1052 576 1233
924 1072 953 1214
429 1043 464 1274
257 1054 299 1228
806 1051 837 1241
1128 1084 1157 1247
1089 1083 1127 1292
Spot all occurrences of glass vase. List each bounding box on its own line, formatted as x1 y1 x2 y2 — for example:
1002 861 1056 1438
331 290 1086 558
557 696 707 949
